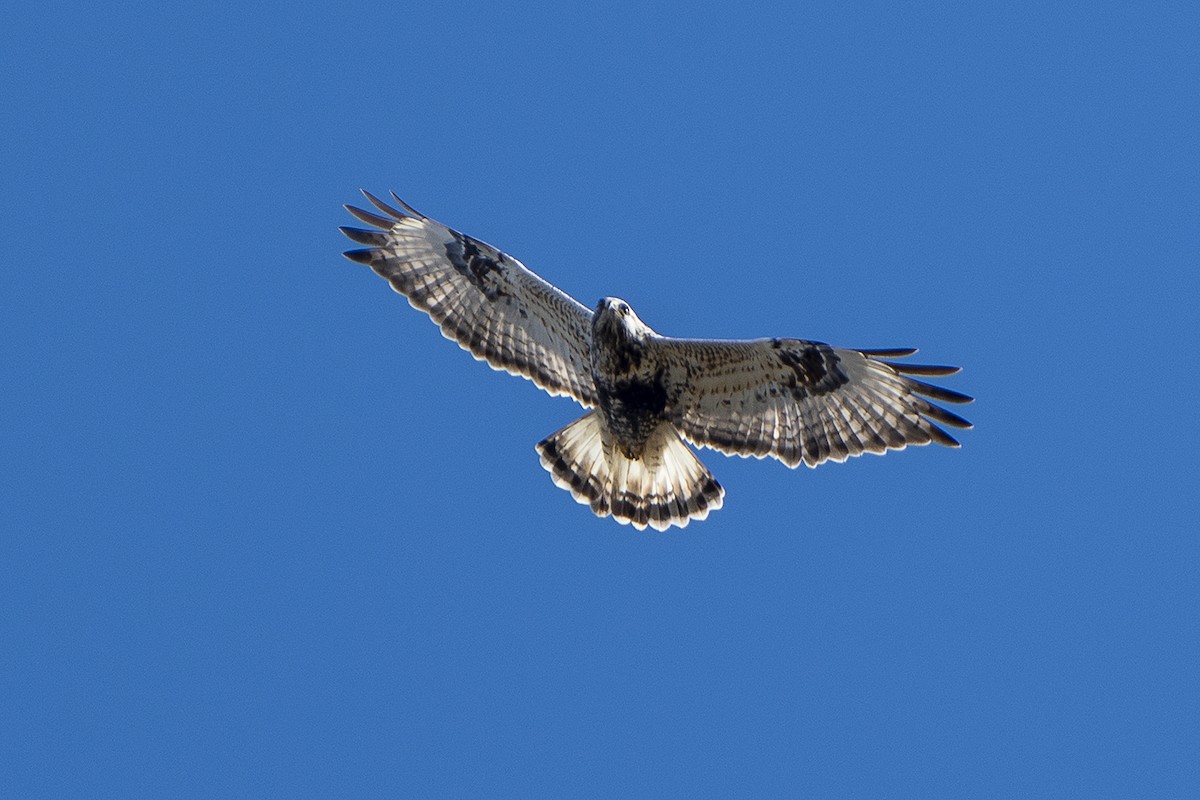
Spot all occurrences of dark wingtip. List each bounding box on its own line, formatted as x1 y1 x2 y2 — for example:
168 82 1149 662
345 203 399 229
890 363 962 376
928 425 962 447
390 191 427 219
921 402 973 429
361 189 407 220
342 248 377 264
861 347 919 358
909 379 974 404
339 226 390 246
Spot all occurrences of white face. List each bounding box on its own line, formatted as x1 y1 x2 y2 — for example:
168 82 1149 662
598 296 655 339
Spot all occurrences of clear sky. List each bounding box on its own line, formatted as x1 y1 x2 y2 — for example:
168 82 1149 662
3 1 1197 797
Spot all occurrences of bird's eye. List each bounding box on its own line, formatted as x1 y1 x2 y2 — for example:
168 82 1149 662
618 303 629 316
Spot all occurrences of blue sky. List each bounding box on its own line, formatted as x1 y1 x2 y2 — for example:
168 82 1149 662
3 1 1197 796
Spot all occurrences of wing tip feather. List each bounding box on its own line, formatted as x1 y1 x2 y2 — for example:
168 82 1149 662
909 379 974 404
342 248 377 264
890 363 962 376
344 204 398 229
360 189 408 220
926 424 962 448
390 191 427 219
339 226 390 246
860 347 919 358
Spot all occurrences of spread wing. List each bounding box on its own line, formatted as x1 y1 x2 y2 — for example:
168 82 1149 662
340 192 597 406
657 338 972 468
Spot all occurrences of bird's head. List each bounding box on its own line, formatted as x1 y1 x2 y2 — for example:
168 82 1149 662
594 297 656 343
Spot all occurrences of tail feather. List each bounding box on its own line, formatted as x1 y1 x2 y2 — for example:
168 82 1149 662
536 412 724 531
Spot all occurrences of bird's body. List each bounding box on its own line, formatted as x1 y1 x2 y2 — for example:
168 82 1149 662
590 298 669 457
340 192 972 530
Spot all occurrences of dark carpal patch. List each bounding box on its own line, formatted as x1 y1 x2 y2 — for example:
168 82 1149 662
772 339 849 398
445 230 508 301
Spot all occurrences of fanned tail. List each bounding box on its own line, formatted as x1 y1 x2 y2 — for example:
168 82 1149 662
536 412 724 531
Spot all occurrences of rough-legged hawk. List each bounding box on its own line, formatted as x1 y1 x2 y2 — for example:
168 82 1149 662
340 192 972 531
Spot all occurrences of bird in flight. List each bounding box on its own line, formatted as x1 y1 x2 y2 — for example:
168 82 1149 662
340 192 972 531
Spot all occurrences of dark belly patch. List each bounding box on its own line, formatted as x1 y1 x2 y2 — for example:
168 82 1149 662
608 376 667 416
597 367 669 456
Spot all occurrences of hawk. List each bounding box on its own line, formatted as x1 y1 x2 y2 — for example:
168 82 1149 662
340 192 972 531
